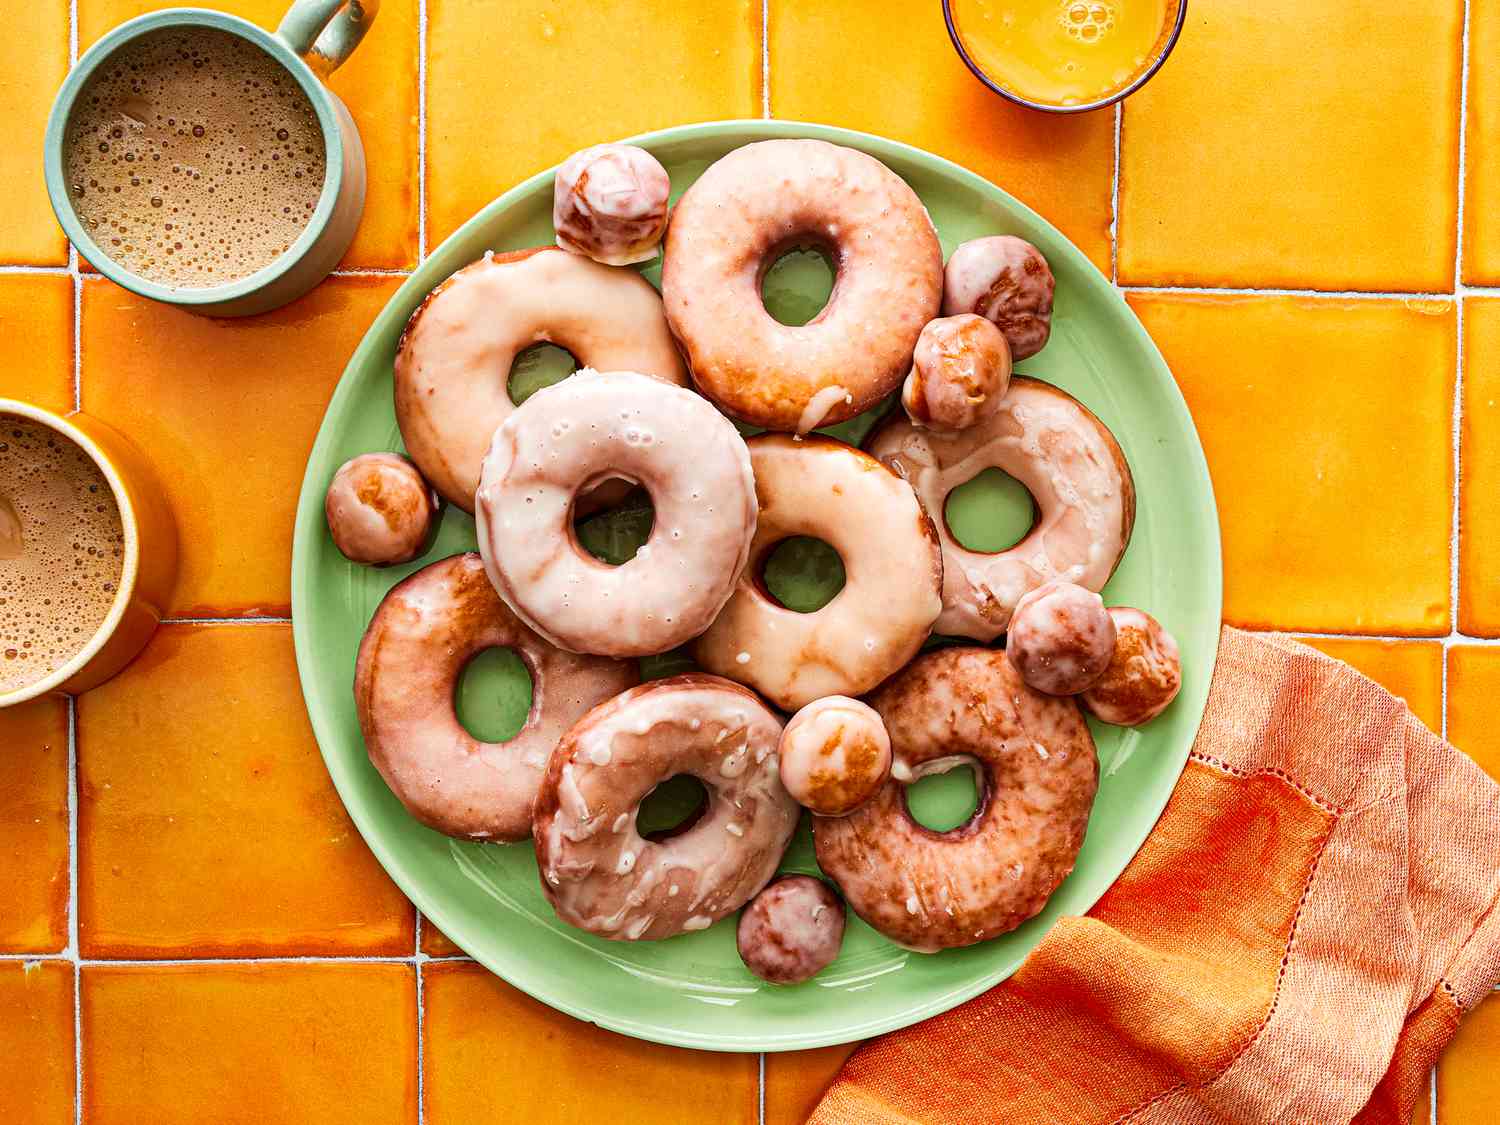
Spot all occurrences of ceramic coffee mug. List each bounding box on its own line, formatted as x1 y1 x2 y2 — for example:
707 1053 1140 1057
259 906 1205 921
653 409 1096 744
42 1 378 317
0 399 178 708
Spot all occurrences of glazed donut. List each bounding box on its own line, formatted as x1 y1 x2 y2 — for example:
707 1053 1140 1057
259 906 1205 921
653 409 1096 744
778 696 892 816
533 675 799 941
1006 580 1116 696
737 875 846 984
902 314 1012 431
868 376 1134 642
1080 607 1182 726
553 144 671 266
354 553 639 841
395 247 689 511
693 435 943 711
814 647 1099 952
661 139 943 432
476 370 757 658
325 452 440 566
942 236 1056 360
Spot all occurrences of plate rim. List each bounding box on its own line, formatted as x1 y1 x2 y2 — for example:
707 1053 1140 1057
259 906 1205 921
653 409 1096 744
291 117 1223 1051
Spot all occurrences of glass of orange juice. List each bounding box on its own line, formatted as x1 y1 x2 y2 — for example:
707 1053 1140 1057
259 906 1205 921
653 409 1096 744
944 0 1186 112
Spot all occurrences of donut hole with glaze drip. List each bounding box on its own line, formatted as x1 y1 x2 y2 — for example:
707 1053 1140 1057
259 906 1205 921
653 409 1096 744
902 756 985 833
943 466 1037 553
453 646 533 743
758 535 846 613
759 244 837 327
635 774 710 839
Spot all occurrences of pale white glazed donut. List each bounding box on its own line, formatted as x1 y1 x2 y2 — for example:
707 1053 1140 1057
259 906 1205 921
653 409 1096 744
394 247 688 511
737 875 846 984
476 370 757 658
1080 607 1182 726
867 376 1134 642
778 696 892 816
814 647 1098 952
661 139 943 432
942 236 1056 360
902 314 1012 431
1006 580 1117 696
354 553 639 841
325 453 440 566
553 144 671 266
533 675 799 941
693 435 943 711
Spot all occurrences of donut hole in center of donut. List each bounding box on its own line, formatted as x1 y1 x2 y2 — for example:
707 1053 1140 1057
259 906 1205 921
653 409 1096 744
903 757 985 835
454 646 534 743
759 536 846 613
572 482 656 565
944 468 1037 554
507 341 579 405
759 244 837 327
635 774 710 841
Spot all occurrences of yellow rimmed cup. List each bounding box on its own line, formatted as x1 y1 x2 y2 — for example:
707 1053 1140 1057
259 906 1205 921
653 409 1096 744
0 400 178 708
42 1 378 317
943 0 1187 113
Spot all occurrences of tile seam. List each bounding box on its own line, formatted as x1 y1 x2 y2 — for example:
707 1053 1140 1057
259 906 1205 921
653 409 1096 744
1110 102 1120 284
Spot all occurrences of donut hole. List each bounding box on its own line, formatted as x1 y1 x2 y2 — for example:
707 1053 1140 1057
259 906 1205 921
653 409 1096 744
572 483 655 565
635 774 710 840
760 245 836 327
454 646 534 743
903 759 984 834
760 536 846 613
944 468 1037 554
507 342 579 405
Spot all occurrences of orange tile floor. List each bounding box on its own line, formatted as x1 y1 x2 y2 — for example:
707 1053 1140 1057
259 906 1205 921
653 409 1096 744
1 0 1495 1121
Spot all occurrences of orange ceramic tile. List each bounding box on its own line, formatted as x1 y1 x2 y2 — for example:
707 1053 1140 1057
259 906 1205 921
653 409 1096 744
769 0 1113 273
78 0 418 268
0 961 75 1125
77 623 413 957
0 697 69 953
0 5 68 264
1436 990 1500 1120
0 274 73 414
1129 292 1454 634
1461 299 1500 634
1119 0 1461 291
420 916 463 957
764 1043 861 1125
1465 0 1500 283
1300 638 1444 733
1446 646 1500 782
80 274 400 616
426 0 760 250
83 963 417 1125
423 962 757 1125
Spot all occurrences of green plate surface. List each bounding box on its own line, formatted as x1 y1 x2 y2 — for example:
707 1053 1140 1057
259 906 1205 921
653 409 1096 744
291 120 1222 1052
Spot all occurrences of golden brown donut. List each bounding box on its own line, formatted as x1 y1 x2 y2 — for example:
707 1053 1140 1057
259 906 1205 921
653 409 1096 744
324 452 440 566
1080 607 1183 726
814 647 1098 952
661 139 943 432
394 247 688 512
354 553 638 841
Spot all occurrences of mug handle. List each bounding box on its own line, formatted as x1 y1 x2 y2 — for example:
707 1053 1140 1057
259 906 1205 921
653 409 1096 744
276 0 380 76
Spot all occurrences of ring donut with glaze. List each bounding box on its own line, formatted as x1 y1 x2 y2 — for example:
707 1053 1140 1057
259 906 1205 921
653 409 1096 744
814 647 1099 952
476 370 757 658
395 247 689 511
354 553 639 841
533 675 799 941
661 139 943 433
868 376 1134 641
694 435 943 711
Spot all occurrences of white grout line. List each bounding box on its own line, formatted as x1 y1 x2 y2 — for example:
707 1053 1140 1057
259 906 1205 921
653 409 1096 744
1109 102 1121 284
160 615 292 625
417 0 428 262
761 0 770 119
758 1050 766 1125
67 696 82 1125
1122 283 1461 301
415 918 428 1125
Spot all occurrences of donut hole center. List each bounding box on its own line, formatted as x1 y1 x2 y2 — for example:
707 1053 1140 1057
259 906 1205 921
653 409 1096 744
903 758 984 834
760 245 836 327
944 468 1037 554
636 774 710 840
760 536 846 613
573 483 655 565
507 342 579 405
454 647 533 743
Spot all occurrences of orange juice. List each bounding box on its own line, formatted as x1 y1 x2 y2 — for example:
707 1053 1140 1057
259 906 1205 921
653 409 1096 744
950 0 1177 108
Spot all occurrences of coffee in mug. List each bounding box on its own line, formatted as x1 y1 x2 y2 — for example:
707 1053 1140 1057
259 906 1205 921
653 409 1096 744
64 25 327 288
0 414 127 695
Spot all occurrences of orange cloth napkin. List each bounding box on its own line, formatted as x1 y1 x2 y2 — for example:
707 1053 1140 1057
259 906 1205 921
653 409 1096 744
811 627 1500 1124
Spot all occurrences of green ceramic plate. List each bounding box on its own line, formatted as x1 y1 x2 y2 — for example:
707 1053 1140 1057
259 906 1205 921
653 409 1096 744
291 119 1221 1052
